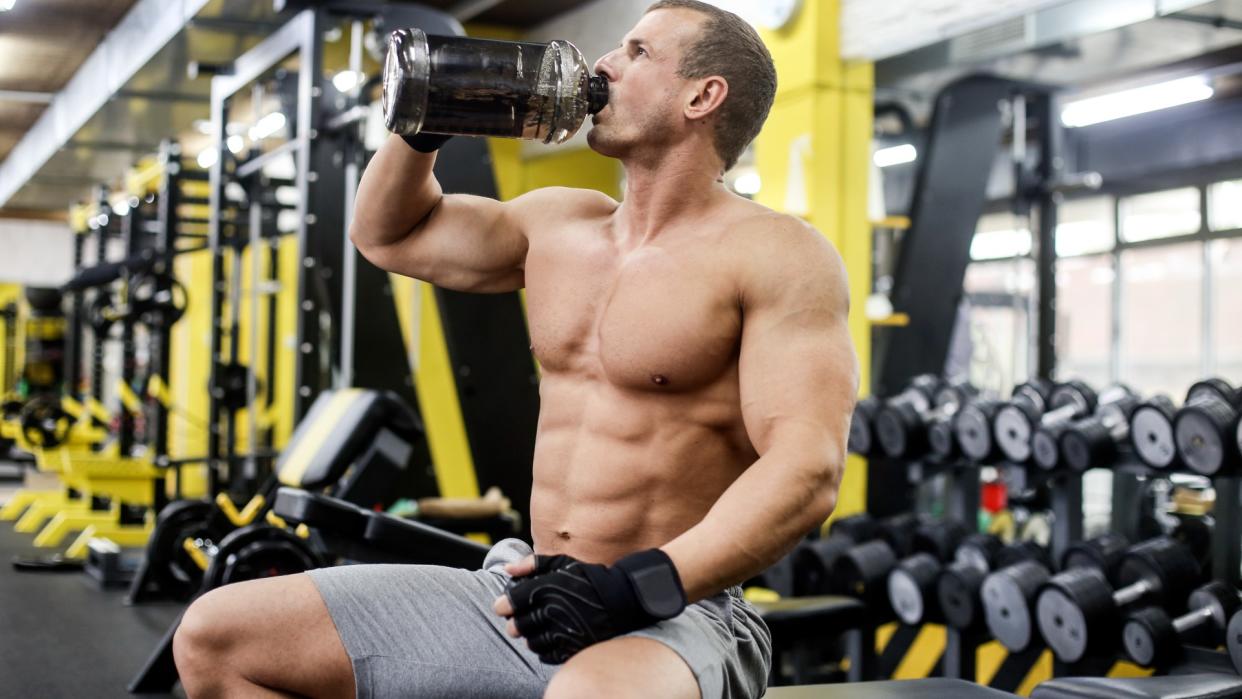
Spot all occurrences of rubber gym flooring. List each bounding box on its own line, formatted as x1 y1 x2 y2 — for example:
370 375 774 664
0 477 185 698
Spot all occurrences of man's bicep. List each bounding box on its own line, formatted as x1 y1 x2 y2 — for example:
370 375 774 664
738 244 858 459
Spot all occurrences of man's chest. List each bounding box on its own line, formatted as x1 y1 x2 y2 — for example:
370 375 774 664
523 234 742 392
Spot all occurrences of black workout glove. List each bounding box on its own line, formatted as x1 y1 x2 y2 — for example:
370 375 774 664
505 549 688 664
401 132 452 153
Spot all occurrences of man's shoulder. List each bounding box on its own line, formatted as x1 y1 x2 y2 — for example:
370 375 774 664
724 202 847 305
510 186 619 217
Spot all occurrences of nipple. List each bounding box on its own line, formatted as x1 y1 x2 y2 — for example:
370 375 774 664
651 374 669 386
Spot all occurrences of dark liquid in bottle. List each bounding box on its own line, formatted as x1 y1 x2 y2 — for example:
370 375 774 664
421 35 548 138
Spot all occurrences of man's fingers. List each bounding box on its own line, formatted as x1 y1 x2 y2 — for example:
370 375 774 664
492 594 513 617
507 619 520 638
503 555 536 577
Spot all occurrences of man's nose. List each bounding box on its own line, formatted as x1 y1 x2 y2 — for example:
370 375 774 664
593 51 617 80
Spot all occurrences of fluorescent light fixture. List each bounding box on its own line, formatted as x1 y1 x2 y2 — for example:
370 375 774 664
874 143 917 168
227 134 245 154
249 111 287 140
732 171 761 196
1061 77 1213 128
0 0 16 11
197 147 218 169
332 70 363 93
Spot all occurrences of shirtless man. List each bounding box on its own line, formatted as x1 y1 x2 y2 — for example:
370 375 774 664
172 1 858 697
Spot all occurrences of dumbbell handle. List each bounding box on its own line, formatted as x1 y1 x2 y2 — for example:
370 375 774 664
1173 606 1216 635
1115 578 1156 607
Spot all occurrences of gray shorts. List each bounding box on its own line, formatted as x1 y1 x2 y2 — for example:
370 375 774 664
307 538 771 698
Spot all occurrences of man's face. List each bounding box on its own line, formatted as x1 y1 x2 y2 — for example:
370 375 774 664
587 9 704 159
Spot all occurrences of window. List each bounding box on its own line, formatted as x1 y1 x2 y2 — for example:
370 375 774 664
1119 243 1203 397
971 212 1032 260
1120 187 1201 243
1056 196 1114 257
1055 255 1113 388
963 260 1035 394
1207 179 1242 232
1211 239 1242 380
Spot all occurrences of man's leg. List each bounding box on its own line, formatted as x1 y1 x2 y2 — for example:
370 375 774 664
543 637 700 699
174 573 355 699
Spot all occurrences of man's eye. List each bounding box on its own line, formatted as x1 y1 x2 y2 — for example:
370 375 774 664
635 47 646 56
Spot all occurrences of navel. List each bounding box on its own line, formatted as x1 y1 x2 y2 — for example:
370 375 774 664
557 530 572 541
651 374 670 386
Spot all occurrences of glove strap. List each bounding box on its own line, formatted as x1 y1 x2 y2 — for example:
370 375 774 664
614 549 687 620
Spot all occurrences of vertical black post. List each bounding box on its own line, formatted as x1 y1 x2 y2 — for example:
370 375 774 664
90 192 111 409
1033 92 1059 381
119 198 141 456
65 231 87 398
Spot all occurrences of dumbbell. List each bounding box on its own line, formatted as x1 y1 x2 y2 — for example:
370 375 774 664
876 380 976 460
888 533 1036 627
849 396 881 456
833 518 967 615
1053 387 1141 471
1130 395 1182 470
938 539 1051 632
1035 536 1200 663
955 398 1006 463
1122 581 1241 667
791 513 883 596
1173 378 1242 476
982 533 1130 652
1228 608 1242 674
995 380 1097 465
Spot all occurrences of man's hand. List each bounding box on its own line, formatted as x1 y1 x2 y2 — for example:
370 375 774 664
491 550 687 664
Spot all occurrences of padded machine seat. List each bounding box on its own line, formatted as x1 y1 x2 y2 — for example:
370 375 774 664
765 678 1016 697
273 487 488 568
754 596 871 684
1031 673 1242 699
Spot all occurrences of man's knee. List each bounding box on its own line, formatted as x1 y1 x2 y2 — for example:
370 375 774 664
543 638 699 699
173 587 243 670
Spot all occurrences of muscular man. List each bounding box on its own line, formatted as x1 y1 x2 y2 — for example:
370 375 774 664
173 1 857 697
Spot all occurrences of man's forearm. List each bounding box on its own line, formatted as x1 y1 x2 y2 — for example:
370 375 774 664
351 134 443 249
660 447 841 603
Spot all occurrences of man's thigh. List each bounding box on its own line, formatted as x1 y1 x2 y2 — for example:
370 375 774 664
184 572 356 698
545 637 699 699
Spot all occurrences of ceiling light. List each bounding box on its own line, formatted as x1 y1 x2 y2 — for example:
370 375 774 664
197 148 219 170
249 112 287 140
0 0 16 11
873 143 917 168
227 134 245 154
1061 77 1213 128
332 70 363 93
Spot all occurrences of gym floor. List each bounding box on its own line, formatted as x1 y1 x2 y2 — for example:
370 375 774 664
0 464 184 698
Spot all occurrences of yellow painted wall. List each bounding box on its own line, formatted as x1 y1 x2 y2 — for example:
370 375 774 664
169 249 212 460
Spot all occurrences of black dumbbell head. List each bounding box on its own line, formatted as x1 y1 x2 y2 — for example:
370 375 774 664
876 402 923 458
939 561 988 630
876 512 924 559
927 413 958 461
1050 380 1100 416
955 399 1003 462
793 537 855 596
1122 606 1178 667
1228 608 1242 675
888 553 943 625
983 560 1052 652
1062 416 1114 471
1032 423 1068 470
831 540 899 612
1188 581 1242 629
1116 537 1201 608
995 400 1041 463
829 513 880 543
996 540 1053 570
1061 533 1129 582
1185 378 1236 405
848 396 881 455
934 383 978 410
1036 566 1117 663
1013 379 1055 410
1174 397 1240 476
913 520 969 561
1131 396 1180 469
955 533 1005 571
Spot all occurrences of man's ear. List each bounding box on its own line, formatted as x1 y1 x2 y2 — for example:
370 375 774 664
686 76 728 122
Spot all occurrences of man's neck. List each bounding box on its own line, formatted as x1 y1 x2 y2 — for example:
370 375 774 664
615 146 726 246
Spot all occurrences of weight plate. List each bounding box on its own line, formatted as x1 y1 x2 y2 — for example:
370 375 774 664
939 563 986 629
848 397 879 455
928 414 957 460
888 566 926 625
1032 428 1062 470
1122 608 1171 667
1036 586 1091 663
146 500 230 600
1174 401 1236 476
1131 400 1178 469
955 402 998 462
875 406 911 459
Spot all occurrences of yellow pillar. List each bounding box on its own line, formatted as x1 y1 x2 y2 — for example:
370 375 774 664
754 1 873 519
